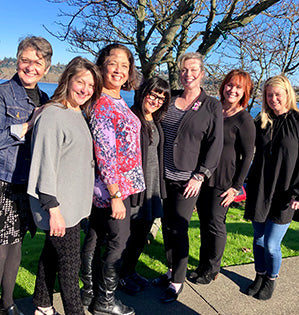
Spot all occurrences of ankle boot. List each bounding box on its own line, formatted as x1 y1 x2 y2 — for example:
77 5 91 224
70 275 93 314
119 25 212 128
92 261 135 315
80 251 95 307
255 277 276 300
246 273 264 296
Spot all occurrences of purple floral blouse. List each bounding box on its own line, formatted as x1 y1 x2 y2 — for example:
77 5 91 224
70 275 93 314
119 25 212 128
89 93 145 208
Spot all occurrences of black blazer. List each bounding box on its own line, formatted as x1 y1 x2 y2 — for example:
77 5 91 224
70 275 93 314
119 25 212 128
130 120 166 208
172 89 223 178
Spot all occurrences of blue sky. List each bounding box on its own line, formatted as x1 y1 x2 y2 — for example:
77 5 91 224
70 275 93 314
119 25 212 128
0 0 94 65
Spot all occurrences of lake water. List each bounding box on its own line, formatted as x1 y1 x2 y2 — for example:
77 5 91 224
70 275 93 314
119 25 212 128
1 79 261 116
0 79 135 107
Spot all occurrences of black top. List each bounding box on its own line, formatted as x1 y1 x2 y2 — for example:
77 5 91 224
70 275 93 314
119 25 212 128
207 110 255 191
244 110 299 224
130 109 166 215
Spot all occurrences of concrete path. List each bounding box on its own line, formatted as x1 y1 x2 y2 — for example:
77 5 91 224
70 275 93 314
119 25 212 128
15 256 299 315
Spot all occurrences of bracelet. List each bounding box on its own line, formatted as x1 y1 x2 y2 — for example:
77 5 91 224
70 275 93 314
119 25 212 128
193 174 204 182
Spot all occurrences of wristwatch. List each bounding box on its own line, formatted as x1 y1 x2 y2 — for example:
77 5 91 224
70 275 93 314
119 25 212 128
110 191 122 199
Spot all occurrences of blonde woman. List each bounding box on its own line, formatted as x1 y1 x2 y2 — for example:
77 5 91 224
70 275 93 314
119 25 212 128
244 75 299 300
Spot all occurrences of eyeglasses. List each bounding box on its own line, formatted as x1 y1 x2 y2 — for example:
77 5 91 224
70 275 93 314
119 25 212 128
147 92 166 105
19 57 46 69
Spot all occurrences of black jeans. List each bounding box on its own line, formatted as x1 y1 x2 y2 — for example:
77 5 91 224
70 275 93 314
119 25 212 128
197 186 229 274
162 180 198 283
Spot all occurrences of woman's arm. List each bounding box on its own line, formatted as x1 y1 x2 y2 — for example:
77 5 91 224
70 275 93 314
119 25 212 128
196 101 224 178
221 115 256 207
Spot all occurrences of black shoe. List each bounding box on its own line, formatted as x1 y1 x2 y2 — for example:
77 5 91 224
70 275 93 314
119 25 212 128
190 271 219 285
152 274 171 287
254 277 276 300
130 272 150 288
119 276 141 295
92 297 135 315
6 304 24 315
246 273 265 296
161 284 183 303
188 267 202 281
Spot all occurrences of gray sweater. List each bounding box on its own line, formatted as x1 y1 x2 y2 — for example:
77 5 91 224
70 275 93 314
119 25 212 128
27 104 95 230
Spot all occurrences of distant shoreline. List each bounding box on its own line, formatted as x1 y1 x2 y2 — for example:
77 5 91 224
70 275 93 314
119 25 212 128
0 77 58 84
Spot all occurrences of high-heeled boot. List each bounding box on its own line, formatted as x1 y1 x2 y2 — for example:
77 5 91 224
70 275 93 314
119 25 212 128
92 261 135 315
80 251 94 308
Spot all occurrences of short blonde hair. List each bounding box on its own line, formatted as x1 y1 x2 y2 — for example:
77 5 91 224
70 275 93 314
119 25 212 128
261 75 298 129
177 52 204 72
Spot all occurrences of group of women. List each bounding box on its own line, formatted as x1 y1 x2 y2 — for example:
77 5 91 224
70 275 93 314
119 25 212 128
0 36 298 315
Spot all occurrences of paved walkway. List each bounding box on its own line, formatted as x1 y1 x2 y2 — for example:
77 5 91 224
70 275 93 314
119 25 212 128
16 256 299 315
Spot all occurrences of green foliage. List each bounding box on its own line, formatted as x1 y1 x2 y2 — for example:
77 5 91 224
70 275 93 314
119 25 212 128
12 207 299 300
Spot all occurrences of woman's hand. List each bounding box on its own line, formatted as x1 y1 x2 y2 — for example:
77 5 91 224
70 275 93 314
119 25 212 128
49 206 66 237
21 105 45 138
220 188 238 207
111 198 126 220
183 178 203 199
290 199 299 210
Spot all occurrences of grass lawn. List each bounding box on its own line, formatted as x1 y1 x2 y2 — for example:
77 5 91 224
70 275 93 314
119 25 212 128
13 204 299 299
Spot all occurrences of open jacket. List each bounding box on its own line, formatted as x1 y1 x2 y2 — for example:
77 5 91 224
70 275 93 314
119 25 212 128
0 74 48 184
171 89 223 178
130 119 167 209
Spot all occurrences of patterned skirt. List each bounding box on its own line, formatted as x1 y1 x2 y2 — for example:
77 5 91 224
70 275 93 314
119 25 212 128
0 180 31 245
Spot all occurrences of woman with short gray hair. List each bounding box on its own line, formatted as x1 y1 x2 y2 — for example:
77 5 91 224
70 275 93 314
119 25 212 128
0 36 52 315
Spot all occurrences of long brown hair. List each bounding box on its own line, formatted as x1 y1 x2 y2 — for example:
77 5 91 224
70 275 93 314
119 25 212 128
50 56 102 117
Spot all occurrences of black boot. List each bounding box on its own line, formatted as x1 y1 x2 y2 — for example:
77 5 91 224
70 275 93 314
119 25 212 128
80 251 95 308
188 266 202 281
92 261 135 315
246 273 265 296
193 271 219 284
255 277 276 300
188 266 218 285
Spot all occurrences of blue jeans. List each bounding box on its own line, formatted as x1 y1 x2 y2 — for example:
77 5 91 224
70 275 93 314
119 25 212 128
252 219 290 278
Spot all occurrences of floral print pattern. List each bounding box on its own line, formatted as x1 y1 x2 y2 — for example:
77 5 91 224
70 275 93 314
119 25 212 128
90 94 145 208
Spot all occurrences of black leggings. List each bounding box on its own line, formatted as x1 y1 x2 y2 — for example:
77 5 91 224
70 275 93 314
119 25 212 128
33 224 84 315
0 242 21 309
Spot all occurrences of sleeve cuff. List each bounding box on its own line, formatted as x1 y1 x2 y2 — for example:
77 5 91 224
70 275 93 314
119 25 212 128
198 166 212 179
38 192 60 211
10 124 25 141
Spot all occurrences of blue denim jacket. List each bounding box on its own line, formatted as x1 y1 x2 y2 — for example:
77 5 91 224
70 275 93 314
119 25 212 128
0 74 49 184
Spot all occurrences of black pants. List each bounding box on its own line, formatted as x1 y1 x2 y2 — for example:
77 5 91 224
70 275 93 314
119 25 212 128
88 198 131 265
197 186 229 274
33 224 84 315
162 180 198 283
121 217 153 277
